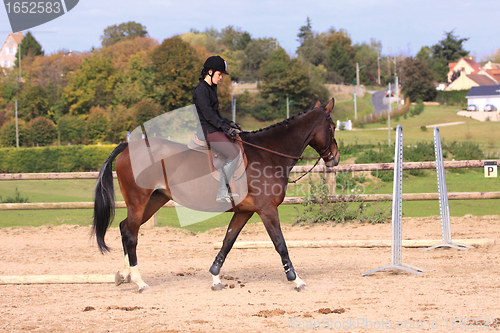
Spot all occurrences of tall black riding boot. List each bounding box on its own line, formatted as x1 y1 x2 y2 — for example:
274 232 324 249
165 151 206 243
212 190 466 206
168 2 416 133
216 157 240 203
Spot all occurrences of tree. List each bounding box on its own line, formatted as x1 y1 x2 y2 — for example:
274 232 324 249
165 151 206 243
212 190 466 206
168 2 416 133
62 55 117 114
101 21 149 48
260 47 322 118
134 99 163 126
220 26 251 51
114 50 156 106
240 38 277 81
354 39 382 85
418 31 469 82
85 106 109 144
328 39 355 84
149 36 201 111
17 84 50 121
26 116 57 146
400 57 436 102
0 119 26 147
57 114 85 144
14 31 44 67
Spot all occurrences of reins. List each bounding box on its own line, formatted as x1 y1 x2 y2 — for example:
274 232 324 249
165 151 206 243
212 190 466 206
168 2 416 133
233 114 335 184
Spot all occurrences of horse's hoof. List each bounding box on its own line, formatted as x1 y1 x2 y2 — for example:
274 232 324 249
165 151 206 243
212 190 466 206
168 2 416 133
211 283 226 291
137 285 153 294
294 284 306 292
115 272 124 286
115 272 132 286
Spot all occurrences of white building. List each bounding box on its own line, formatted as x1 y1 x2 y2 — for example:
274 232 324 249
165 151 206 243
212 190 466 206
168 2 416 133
466 86 500 111
0 32 24 69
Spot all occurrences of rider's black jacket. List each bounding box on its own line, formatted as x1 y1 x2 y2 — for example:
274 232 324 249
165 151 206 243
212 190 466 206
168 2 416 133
193 79 231 136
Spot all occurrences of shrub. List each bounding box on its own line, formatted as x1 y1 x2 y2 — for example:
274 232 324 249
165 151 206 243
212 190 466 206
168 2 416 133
0 119 26 147
0 145 116 173
27 116 57 146
294 177 391 225
0 188 29 203
58 114 85 144
86 106 110 144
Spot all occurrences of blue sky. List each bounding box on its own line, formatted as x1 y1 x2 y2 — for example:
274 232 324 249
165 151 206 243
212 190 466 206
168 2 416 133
1 0 499 60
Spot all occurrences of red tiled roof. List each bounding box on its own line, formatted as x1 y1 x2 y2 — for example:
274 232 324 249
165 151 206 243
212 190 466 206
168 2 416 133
467 74 497 86
485 70 500 84
448 62 457 69
462 57 482 72
9 32 24 45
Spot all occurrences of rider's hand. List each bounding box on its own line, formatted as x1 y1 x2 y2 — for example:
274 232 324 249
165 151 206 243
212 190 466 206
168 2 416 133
227 127 242 137
230 121 242 130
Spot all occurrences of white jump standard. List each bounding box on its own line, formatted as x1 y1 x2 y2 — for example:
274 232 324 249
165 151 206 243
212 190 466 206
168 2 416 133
362 125 426 276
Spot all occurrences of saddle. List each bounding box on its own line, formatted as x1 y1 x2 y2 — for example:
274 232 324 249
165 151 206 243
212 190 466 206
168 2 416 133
187 132 247 181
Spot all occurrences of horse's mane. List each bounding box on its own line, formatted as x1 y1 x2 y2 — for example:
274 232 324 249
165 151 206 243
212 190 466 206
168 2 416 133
247 105 323 134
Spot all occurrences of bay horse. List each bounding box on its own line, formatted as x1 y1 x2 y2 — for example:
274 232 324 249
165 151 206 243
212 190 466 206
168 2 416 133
92 98 340 292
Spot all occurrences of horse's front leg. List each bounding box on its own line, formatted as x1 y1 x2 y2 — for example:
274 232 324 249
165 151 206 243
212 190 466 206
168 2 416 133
210 211 254 290
258 206 306 291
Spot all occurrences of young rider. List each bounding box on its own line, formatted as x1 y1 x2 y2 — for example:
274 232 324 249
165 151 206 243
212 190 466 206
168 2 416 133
193 55 242 203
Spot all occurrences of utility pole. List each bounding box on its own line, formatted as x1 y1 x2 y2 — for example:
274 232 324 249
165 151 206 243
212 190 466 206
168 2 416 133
15 99 19 148
356 63 360 95
377 53 381 86
387 42 391 83
395 76 399 107
388 83 391 146
354 93 357 120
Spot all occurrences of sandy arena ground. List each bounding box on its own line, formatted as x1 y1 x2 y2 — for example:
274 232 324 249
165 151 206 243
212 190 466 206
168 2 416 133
1 215 499 332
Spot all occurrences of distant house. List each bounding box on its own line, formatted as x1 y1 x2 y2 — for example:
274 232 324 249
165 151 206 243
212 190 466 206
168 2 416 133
446 71 497 91
0 32 24 69
483 61 500 70
445 56 500 91
465 86 500 111
447 56 482 83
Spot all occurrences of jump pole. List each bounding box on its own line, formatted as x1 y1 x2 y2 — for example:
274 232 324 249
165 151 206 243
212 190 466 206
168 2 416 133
0 274 115 284
422 127 472 251
362 125 425 276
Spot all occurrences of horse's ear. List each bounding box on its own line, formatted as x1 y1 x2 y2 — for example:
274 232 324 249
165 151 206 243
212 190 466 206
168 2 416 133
324 98 335 114
313 100 322 108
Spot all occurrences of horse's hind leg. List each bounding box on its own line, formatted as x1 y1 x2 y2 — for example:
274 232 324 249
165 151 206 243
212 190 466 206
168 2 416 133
121 190 170 292
258 206 306 291
210 211 254 290
115 218 132 286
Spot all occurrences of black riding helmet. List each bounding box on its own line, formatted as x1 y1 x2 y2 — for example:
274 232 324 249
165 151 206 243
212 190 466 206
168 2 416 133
203 55 229 75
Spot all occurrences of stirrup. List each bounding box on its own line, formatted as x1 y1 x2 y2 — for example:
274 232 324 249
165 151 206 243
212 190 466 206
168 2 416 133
216 191 239 203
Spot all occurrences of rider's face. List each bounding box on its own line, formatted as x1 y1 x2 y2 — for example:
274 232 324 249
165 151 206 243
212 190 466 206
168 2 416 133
207 70 223 85
212 71 223 85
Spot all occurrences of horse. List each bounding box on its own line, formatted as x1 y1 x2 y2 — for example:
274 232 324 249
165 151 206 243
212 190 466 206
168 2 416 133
92 98 340 292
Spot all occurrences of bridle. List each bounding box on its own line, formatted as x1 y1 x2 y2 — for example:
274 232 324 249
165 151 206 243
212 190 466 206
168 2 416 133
234 112 337 183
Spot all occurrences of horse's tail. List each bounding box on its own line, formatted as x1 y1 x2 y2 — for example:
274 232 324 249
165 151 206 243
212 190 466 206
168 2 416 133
92 142 128 254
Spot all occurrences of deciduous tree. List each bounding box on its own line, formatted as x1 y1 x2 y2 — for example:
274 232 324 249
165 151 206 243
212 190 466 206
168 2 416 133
149 36 201 111
100 21 149 48
400 57 436 102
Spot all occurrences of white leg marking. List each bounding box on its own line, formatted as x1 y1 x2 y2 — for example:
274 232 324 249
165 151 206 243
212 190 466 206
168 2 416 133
212 274 222 286
211 274 226 290
130 265 150 292
292 273 306 290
